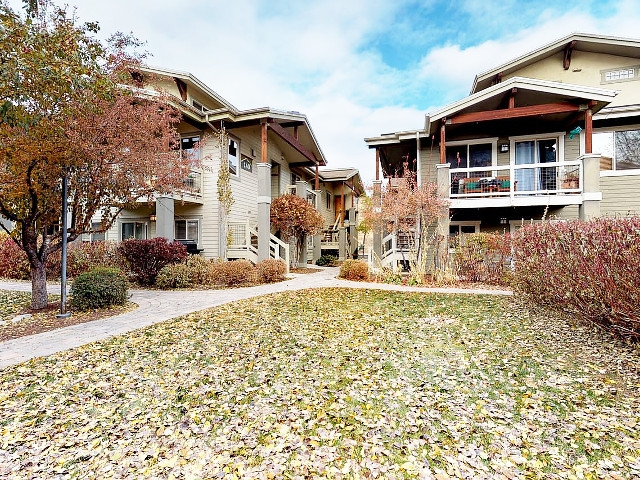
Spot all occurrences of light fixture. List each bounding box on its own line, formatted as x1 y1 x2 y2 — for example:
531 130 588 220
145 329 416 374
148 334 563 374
500 217 508 225
500 143 509 153
150 214 157 221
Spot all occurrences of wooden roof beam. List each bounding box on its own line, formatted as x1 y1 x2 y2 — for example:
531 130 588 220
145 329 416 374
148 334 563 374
448 102 582 125
268 120 317 164
563 40 577 70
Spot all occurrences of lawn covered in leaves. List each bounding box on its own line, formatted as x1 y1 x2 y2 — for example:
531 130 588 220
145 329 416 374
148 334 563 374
1 288 639 479
0 290 32 322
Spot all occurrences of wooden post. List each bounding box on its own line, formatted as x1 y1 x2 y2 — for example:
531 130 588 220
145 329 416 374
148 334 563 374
341 182 345 226
440 121 446 164
293 125 299 140
508 88 517 109
375 148 380 181
261 122 268 163
315 163 319 190
585 107 593 154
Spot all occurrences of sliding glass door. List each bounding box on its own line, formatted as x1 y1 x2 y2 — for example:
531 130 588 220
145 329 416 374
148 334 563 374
514 138 558 192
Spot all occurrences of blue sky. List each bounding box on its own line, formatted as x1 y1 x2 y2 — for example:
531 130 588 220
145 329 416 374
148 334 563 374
7 0 640 182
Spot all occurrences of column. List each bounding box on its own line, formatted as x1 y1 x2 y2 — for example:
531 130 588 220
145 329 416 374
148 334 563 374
257 162 272 261
348 207 357 259
372 180 382 260
313 190 322 263
338 227 346 261
579 153 602 221
435 163 451 268
155 196 174 241
295 180 308 267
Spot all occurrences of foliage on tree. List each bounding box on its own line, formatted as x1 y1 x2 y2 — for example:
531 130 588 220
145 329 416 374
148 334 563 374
0 2 197 308
270 194 324 268
362 166 449 281
217 128 234 258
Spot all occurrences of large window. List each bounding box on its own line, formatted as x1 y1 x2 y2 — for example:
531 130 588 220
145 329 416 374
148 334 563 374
121 221 147 240
89 221 105 242
513 136 560 191
175 219 199 242
446 142 493 169
593 129 640 171
448 222 480 249
228 138 239 176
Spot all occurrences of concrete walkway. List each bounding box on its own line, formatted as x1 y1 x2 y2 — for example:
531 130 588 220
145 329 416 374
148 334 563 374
0 268 511 368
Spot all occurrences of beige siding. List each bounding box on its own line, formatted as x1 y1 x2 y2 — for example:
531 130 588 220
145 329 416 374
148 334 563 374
228 126 261 226
564 134 580 161
419 147 438 185
550 205 580 220
497 138 510 166
503 51 640 109
601 174 640 216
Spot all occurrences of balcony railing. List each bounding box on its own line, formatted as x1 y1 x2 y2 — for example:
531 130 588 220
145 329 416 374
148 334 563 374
182 171 203 195
450 161 582 198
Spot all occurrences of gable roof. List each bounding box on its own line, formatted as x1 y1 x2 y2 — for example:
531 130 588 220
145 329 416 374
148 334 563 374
139 66 327 166
427 76 616 133
472 33 640 94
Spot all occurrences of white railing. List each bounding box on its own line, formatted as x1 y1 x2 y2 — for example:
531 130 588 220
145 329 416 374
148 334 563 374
228 222 290 272
182 170 203 195
450 160 583 199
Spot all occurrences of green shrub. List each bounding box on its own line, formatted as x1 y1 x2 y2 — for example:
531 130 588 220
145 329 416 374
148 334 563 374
339 259 369 281
256 259 287 283
316 254 338 266
156 263 193 289
212 259 256 286
70 267 128 311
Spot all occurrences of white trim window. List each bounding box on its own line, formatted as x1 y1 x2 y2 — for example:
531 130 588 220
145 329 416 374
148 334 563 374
509 133 565 192
593 128 640 172
448 221 480 250
89 221 105 242
174 219 199 243
228 137 240 177
446 138 497 172
601 66 639 84
121 221 147 240
181 135 200 160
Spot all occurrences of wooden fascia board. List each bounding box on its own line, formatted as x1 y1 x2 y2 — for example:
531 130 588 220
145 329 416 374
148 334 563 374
268 121 317 164
448 102 582 125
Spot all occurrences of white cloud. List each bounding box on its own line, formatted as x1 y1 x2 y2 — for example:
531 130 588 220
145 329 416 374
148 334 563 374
5 0 640 184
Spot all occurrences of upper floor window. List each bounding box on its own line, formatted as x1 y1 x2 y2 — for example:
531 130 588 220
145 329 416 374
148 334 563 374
446 142 494 170
593 129 640 171
228 138 239 176
192 100 208 112
601 66 639 84
326 192 331 210
181 136 200 160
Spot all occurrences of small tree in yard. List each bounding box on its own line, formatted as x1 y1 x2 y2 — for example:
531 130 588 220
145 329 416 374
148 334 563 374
0 3 197 308
363 165 449 282
270 194 324 269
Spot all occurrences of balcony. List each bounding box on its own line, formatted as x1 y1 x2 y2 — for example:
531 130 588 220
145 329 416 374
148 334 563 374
448 160 584 208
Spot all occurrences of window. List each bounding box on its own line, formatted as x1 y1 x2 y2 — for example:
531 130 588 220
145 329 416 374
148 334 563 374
90 221 105 242
326 192 331 210
192 100 208 112
121 221 147 240
241 154 253 172
601 66 638 84
175 219 199 242
181 136 200 160
291 173 301 185
448 222 480 249
446 142 493 169
593 129 640 171
228 138 239 176
512 136 561 191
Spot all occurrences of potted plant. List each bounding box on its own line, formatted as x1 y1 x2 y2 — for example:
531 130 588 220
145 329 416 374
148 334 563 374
561 171 579 190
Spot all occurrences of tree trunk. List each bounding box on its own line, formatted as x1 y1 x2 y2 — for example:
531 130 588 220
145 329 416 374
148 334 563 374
30 261 49 310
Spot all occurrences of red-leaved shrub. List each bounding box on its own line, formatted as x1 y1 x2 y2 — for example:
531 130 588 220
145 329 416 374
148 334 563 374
256 259 287 283
0 234 30 280
454 232 512 285
511 217 640 337
118 238 187 285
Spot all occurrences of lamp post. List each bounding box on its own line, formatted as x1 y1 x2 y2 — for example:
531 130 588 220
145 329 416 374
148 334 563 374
57 172 71 319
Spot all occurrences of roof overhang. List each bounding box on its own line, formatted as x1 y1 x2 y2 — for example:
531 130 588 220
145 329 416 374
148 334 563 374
472 33 640 93
426 76 616 135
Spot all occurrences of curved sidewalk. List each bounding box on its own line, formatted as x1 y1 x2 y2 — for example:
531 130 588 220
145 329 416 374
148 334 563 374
0 268 511 368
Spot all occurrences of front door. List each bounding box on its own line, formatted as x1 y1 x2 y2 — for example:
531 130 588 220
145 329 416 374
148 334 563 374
334 196 343 224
